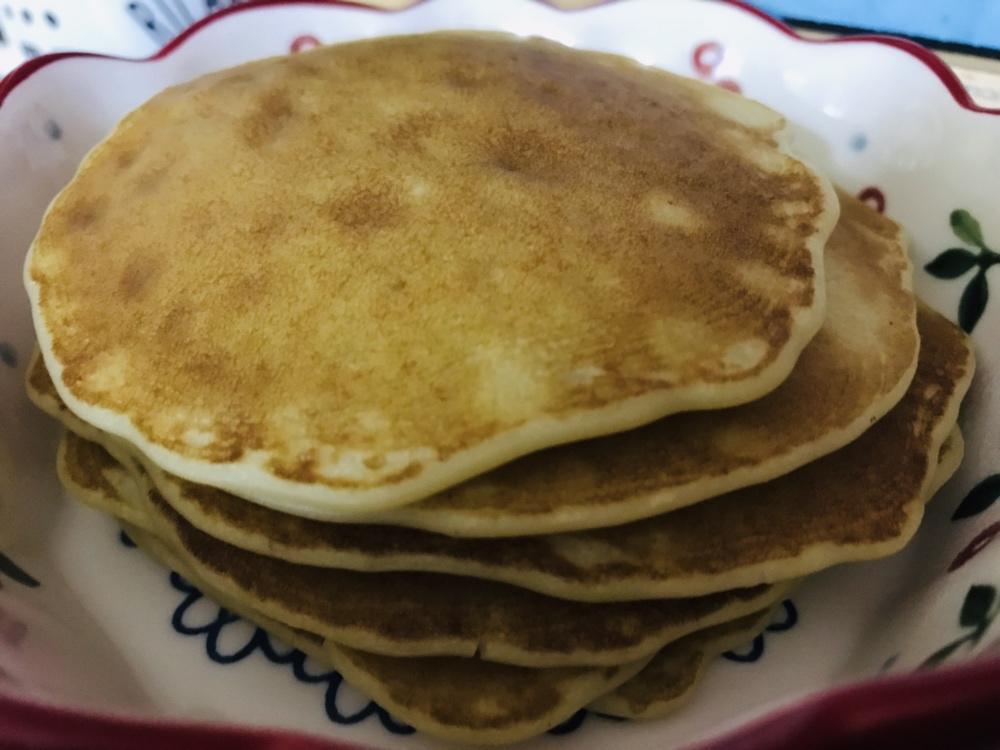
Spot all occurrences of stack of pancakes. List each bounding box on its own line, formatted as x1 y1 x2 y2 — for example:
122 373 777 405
23 32 974 745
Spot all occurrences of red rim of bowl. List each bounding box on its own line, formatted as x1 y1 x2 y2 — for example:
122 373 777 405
2 653 999 749
2 1 998 748
1 0 999 114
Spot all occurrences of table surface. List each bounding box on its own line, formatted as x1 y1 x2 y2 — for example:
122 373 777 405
755 0 1000 52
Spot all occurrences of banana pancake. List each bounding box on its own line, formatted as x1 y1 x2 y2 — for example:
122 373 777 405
26 31 836 518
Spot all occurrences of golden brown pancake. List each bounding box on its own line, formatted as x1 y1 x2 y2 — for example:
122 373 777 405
52 409 966 744
26 31 837 518
57 430 791 668
589 607 776 719
36 304 970 603
318 643 643 747
120 524 648 747
61 434 961 743
95 190 918 541
26 188 918 550
58 415 963 572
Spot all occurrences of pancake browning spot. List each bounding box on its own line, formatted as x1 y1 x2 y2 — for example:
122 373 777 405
241 89 294 149
325 179 405 232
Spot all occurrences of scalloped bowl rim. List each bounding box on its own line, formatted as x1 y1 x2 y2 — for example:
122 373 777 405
1 2 998 749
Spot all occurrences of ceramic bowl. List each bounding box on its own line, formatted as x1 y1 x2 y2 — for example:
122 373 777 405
1 2 998 748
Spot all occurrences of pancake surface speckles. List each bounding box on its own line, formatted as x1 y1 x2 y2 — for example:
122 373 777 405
26 31 836 517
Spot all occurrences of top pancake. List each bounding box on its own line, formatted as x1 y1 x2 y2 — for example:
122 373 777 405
27 190 911 537
25 31 836 516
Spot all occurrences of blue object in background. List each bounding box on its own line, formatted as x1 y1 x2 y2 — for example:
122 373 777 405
751 0 1000 52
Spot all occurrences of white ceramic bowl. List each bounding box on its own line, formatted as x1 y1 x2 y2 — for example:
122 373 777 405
1 2 998 748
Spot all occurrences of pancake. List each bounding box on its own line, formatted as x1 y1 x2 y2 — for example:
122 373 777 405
27 189 918 545
55 429 154 535
147 422 965 585
26 31 837 519
589 607 776 720
28 190 915 538
319 641 642 747
595 425 957 719
121 525 648 747
61 418 961 579
61 434 962 743
57 429 791 668
37 303 971 603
